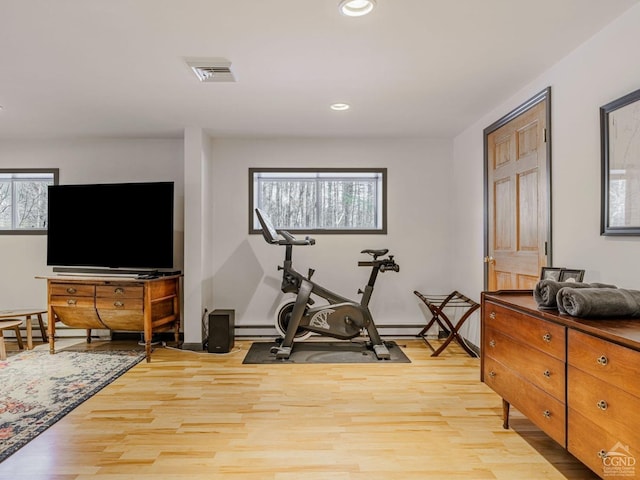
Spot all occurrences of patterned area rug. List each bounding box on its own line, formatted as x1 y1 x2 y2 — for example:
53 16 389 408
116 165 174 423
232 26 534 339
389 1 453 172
0 349 145 463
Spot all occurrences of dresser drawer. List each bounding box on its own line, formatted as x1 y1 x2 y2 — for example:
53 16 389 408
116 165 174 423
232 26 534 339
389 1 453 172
485 325 565 402
568 329 640 399
483 356 565 446
568 408 637 479
50 283 95 297
568 365 640 446
50 295 95 308
96 298 143 311
96 285 143 298
484 302 565 361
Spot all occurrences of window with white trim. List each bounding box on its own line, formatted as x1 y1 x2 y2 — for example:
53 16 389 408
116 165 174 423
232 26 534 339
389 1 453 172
0 169 58 234
250 168 386 234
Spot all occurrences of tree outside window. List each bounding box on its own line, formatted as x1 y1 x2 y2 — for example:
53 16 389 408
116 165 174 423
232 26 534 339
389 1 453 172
0 169 58 234
250 168 386 234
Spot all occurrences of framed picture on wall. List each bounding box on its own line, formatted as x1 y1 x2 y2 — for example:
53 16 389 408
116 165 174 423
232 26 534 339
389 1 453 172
601 87 640 235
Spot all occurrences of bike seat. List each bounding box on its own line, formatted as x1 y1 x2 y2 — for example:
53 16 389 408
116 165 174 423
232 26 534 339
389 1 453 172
361 249 388 258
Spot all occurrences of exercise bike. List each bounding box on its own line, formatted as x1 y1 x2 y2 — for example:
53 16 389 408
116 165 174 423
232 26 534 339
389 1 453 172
255 208 400 360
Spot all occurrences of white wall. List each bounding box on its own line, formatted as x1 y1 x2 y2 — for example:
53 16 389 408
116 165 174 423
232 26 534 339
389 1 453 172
0 135 455 343
452 3 640 345
0 138 184 311
205 137 454 336
183 127 215 348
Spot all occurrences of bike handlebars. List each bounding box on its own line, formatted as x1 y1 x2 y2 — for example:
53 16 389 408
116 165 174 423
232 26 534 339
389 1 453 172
255 208 316 246
279 230 316 246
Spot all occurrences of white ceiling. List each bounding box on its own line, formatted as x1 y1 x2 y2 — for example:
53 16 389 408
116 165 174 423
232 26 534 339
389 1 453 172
1 0 638 140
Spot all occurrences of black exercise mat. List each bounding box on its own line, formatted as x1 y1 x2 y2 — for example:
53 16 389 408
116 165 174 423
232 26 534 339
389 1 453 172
242 340 411 364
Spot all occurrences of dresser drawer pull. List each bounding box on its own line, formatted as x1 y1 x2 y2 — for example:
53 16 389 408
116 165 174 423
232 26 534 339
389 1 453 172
489 339 496 348
597 355 609 366
542 333 552 343
597 400 608 411
488 371 496 378
113 301 124 308
66 287 77 294
67 299 77 305
598 450 608 459
543 370 551 378
114 287 125 295
542 410 551 419
489 312 496 319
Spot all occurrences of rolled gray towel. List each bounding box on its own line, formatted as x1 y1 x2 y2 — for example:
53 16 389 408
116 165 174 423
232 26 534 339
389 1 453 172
557 287 640 317
533 280 616 309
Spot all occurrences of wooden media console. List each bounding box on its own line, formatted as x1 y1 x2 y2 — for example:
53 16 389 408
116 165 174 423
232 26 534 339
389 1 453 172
40 275 181 362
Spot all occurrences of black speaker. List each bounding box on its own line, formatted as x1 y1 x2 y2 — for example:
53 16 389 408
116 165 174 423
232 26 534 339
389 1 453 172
207 309 235 353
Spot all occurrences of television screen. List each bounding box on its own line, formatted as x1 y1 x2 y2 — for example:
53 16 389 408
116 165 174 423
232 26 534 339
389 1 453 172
47 181 174 270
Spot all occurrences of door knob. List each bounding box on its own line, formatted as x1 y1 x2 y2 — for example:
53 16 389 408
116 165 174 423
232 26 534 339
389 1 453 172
483 256 495 264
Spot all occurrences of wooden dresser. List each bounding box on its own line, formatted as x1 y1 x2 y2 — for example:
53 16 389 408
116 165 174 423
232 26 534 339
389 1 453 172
481 290 640 479
41 275 181 362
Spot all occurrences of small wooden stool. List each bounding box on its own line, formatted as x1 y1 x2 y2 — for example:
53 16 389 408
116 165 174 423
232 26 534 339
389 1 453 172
0 319 25 360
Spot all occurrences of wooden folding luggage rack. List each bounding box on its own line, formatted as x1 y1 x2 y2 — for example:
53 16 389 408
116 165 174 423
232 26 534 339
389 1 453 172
413 290 479 357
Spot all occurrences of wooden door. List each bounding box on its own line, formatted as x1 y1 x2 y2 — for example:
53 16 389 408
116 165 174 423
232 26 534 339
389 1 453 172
485 92 550 291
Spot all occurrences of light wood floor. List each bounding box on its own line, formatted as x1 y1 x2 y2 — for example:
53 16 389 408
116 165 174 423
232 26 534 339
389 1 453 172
0 338 598 480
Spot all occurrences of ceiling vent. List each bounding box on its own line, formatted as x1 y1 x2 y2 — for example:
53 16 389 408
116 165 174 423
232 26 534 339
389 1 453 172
185 58 236 82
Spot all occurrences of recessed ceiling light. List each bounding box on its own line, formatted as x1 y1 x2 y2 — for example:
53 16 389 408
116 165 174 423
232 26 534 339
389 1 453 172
330 103 350 111
338 0 376 17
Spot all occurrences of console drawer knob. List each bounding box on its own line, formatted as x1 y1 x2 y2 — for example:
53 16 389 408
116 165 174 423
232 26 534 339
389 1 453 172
597 355 609 366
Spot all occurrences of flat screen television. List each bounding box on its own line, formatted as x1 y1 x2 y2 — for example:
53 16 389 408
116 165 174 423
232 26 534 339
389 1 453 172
47 181 174 271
